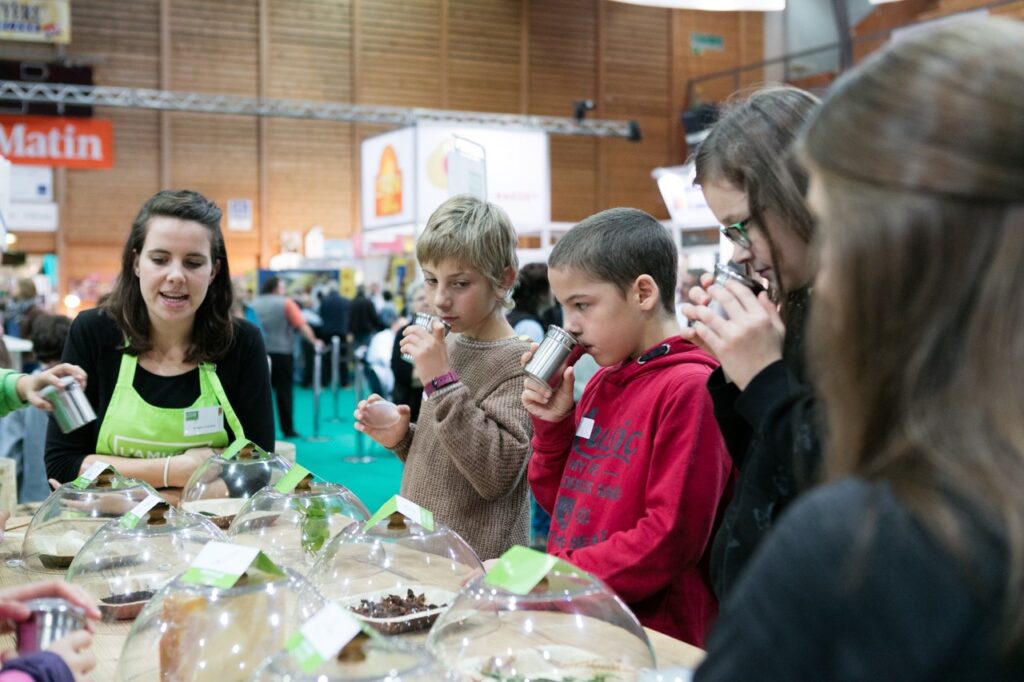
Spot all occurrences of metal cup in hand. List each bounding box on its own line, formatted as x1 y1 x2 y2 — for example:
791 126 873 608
39 376 97 433
16 598 87 654
523 325 578 390
704 262 767 322
401 313 450 363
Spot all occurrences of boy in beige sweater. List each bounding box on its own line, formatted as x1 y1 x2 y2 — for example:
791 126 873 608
355 195 532 559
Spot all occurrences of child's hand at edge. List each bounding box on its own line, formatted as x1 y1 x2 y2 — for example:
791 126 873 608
46 629 97 681
354 393 411 449
18 363 88 411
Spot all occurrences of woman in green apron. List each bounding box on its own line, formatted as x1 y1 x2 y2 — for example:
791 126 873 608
45 190 275 501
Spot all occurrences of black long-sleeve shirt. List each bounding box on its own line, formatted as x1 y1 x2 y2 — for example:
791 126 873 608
707 287 823 598
696 478 1022 681
45 308 275 483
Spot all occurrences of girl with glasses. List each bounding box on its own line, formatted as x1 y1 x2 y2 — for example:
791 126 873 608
681 86 822 598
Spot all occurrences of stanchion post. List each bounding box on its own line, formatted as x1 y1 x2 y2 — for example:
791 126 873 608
306 345 330 442
330 335 341 421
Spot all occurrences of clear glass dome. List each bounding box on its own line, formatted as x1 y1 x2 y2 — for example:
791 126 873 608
180 445 291 530
253 634 449 681
66 503 225 622
21 471 160 573
428 563 656 681
308 513 482 636
116 567 324 681
227 477 370 572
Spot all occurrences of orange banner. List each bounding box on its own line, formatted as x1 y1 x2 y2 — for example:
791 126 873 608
0 115 113 169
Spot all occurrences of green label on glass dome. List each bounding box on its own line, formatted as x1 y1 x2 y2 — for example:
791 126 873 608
484 545 576 595
286 602 362 674
181 540 284 588
274 464 311 494
363 494 434 532
220 438 269 461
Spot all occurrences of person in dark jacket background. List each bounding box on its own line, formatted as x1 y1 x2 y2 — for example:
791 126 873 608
389 283 430 422
681 86 823 599
315 283 350 387
349 284 382 351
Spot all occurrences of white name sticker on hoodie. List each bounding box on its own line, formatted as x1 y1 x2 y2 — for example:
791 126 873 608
576 417 595 440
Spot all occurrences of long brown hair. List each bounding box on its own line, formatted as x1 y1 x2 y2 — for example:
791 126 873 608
804 18 1024 653
694 86 820 310
102 190 234 363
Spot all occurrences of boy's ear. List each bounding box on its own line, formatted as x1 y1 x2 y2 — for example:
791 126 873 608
633 275 660 312
499 266 517 298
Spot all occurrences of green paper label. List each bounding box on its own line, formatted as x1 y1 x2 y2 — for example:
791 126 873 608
274 464 311 494
119 494 161 529
285 603 362 674
180 541 284 588
71 462 112 490
220 438 266 460
484 545 575 595
363 494 435 532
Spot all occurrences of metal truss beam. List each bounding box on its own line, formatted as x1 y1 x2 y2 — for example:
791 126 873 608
0 80 641 140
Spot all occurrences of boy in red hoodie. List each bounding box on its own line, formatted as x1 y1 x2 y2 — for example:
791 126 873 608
522 208 735 647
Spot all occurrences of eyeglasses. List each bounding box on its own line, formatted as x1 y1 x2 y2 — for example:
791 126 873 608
720 218 752 249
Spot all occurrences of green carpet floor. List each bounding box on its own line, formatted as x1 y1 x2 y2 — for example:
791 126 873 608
276 384 405 512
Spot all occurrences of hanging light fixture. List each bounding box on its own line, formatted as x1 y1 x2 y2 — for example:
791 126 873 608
610 0 784 10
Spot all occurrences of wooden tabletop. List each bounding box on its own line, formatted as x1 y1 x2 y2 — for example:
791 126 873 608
0 516 705 679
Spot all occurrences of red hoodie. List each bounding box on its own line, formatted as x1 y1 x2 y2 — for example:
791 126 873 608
529 336 735 647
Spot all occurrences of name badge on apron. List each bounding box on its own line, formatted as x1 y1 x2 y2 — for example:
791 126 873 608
184 406 224 437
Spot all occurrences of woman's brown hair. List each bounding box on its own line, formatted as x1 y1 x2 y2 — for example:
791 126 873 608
694 85 821 309
102 189 234 363
803 18 1024 653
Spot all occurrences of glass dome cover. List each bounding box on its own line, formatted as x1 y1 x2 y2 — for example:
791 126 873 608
227 475 371 571
66 501 225 622
253 632 448 681
180 440 291 530
116 564 324 681
428 551 656 681
308 511 482 636
21 469 159 572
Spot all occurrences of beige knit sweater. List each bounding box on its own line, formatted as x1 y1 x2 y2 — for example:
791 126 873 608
391 333 533 560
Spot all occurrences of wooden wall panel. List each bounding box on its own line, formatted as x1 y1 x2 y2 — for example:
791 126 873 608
357 0 443 107
674 10 765 108
529 0 598 222
601 2 671 217
168 0 258 95
59 0 163 287
446 0 523 113
266 119 353 242
266 1 355 244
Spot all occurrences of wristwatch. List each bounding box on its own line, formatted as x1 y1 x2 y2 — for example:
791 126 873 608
424 370 460 397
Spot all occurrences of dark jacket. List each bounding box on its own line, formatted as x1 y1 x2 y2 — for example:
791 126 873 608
390 323 423 422
706 287 823 599
349 294 382 338
696 479 1021 681
317 290 350 338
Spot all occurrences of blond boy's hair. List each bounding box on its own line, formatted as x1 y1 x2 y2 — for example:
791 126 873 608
416 195 519 307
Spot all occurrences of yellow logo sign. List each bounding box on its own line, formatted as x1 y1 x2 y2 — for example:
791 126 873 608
375 145 402 217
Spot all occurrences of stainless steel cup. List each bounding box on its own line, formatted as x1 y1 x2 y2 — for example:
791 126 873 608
16 598 87 654
707 262 766 321
39 376 97 433
523 325 578 390
401 313 450 363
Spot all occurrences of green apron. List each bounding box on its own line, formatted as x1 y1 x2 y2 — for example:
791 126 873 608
95 354 245 458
